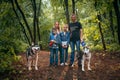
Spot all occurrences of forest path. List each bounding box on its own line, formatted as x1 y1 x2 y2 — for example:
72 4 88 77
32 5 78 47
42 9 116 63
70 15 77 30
1 51 120 80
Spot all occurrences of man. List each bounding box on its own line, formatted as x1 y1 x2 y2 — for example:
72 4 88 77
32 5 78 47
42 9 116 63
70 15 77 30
69 14 83 67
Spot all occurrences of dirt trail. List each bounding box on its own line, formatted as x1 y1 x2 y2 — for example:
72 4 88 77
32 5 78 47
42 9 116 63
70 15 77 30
1 51 120 80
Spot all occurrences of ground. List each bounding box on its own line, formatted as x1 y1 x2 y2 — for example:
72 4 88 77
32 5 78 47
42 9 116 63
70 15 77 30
0 51 120 80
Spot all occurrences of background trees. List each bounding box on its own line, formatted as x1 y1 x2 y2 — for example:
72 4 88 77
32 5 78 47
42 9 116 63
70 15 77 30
0 0 120 73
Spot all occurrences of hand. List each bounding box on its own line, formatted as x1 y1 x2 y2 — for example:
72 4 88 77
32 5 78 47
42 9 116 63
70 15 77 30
80 38 83 42
51 40 56 43
62 45 67 48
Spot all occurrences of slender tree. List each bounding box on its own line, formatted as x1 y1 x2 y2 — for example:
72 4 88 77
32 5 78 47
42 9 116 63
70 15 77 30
64 0 70 24
72 0 75 14
94 0 106 50
11 0 31 45
31 0 37 44
109 10 115 38
11 0 42 46
113 0 120 44
36 0 42 49
14 0 34 45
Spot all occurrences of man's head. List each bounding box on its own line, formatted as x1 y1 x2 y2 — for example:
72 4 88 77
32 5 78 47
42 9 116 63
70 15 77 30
71 14 77 22
54 21 59 29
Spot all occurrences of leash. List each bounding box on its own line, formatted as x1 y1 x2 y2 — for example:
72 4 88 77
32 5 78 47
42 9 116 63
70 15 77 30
75 41 86 61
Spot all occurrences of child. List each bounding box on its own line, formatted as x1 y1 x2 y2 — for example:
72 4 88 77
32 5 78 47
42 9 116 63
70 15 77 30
60 24 70 66
49 28 61 66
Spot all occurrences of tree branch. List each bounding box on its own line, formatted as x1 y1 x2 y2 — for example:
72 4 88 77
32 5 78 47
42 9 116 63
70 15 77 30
11 0 31 45
14 0 33 43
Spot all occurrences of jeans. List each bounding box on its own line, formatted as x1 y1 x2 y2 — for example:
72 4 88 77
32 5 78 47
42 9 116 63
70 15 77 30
61 47 68 63
50 48 58 65
70 40 81 65
59 46 63 63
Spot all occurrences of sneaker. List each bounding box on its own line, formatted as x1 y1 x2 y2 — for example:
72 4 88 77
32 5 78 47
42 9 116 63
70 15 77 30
65 62 68 66
35 66 38 70
28 67 32 71
60 63 64 66
71 64 74 67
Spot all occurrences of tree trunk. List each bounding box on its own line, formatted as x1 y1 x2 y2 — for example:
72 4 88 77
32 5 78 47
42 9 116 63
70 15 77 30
37 0 43 49
64 0 70 24
94 0 106 50
11 0 31 45
109 10 115 38
14 0 33 45
97 14 106 50
72 0 75 14
32 0 37 44
113 0 120 45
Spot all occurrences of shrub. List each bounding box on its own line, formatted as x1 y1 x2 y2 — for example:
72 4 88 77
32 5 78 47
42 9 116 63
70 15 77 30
90 44 103 51
107 43 120 52
0 46 21 73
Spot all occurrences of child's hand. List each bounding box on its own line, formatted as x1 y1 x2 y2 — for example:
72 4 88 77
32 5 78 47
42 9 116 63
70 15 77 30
62 45 67 48
51 40 56 43
53 40 56 43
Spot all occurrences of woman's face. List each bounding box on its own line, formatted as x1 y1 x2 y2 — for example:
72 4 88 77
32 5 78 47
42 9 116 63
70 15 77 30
54 22 59 29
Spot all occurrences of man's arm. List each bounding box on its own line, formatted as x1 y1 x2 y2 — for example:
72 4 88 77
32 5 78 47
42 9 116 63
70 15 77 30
80 29 83 42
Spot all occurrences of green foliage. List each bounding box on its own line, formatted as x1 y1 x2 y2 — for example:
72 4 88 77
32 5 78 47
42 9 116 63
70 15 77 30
0 53 13 72
107 43 120 52
13 40 28 53
90 44 103 51
0 47 16 73
0 40 22 72
0 0 118 53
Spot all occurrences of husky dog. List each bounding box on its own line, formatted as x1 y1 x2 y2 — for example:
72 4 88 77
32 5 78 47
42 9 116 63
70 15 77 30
26 44 40 70
81 46 92 71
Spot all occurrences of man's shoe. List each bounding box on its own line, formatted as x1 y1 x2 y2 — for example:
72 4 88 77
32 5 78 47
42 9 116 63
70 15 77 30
60 63 64 66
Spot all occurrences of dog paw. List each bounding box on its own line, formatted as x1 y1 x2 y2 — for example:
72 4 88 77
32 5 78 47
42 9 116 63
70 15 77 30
28 67 32 71
35 67 38 70
82 69 85 71
88 68 92 71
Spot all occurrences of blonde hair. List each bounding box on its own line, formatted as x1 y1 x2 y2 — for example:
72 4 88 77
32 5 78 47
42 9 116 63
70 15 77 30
61 24 69 31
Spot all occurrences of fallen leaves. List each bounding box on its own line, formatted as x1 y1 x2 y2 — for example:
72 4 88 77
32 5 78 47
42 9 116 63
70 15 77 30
0 51 120 80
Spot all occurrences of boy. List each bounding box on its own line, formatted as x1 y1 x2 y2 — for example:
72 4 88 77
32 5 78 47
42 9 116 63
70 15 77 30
49 28 61 66
60 24 70 66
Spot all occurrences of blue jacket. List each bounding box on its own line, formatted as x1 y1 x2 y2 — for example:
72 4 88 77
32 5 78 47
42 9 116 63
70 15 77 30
49 32 61 49
60 31 70 46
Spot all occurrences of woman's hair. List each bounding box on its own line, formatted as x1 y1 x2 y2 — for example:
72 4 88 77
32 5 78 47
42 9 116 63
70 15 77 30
54 21 60 30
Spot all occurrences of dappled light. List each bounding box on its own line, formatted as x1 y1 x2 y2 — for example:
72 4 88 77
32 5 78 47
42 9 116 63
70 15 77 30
0 0 120 80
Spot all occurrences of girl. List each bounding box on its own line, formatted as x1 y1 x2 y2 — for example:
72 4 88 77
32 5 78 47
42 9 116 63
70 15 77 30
60 24 70 66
